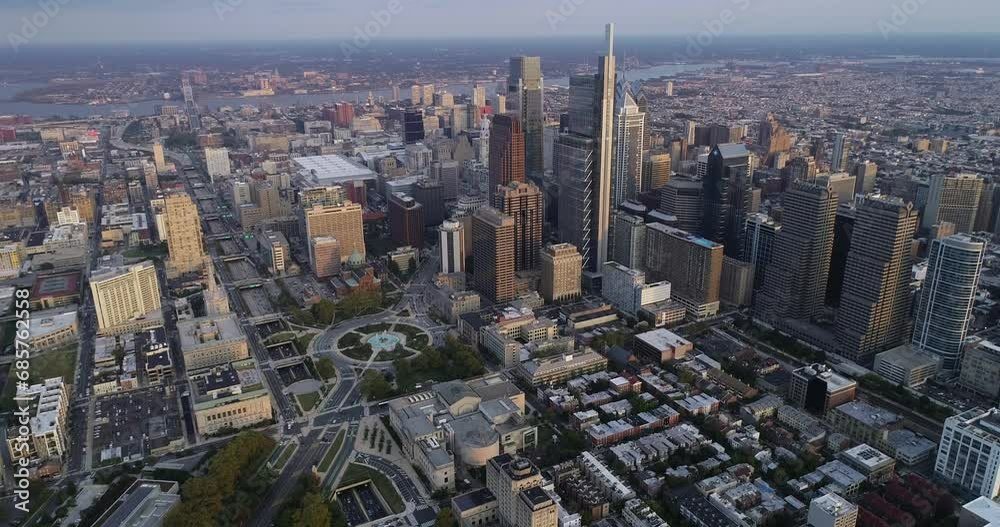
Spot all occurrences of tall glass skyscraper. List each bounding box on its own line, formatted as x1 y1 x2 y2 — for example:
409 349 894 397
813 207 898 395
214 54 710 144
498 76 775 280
508 56 544 183
611 79 646 210
913 234 986 370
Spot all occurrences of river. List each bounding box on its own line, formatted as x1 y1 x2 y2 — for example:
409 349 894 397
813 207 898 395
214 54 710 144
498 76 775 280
0 63 718 118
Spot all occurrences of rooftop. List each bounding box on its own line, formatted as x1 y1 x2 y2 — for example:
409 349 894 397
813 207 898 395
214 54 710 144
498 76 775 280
834 400 901 428
294 154 376 185
635 328 691 350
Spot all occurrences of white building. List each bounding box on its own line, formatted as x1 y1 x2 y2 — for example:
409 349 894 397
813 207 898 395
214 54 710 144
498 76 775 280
936 408 1000 499
440 220 465 275
808 493 857 527
205 147 232 181
602 261 670 316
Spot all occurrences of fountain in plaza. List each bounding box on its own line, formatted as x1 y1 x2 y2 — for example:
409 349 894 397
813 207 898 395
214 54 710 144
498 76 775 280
367 331 402 353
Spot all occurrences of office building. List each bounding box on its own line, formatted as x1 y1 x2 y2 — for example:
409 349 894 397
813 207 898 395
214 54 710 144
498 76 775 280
634 328 692 364
90 261 162 334
936 408 1000 500
612 212 646 270
487 455 547 527
788 364 857 415
831 133 850 173
829 401 901 451
414 179 445 227
204 147 231 180
190 360 271 437
508 56 545 182
741 213 780 292
644 223 723 319
178 315 250 371
757 181 838 322
494 182 543 271
602 262 671 316
826 203 857 307
490 114 526 202
389 193 425 249
720 256 754 307
153 142 167 173
923 173 984 233
836 197 919 365
659 177 703 233
256 231 289 276
473 207 516 303
854 160 877 196
404 108 425 144
303 202 365 263
555 133 598 271
309 236 341 279
808 493 857 527
163 193 206 277
818 173 857 205
703 143 754 256
611 80 646 208
645 150 671 191
334 101 355 128
440 220 465 275
541 243 582 304
912 234 986 370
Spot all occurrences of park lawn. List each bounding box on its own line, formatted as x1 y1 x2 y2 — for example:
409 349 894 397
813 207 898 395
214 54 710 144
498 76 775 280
273 443 296 470
123 244 169 260
339 463 405 514
295 333 316 354
2 346 77 408
296 391 321 412
342 347 375 361
318 430 346 473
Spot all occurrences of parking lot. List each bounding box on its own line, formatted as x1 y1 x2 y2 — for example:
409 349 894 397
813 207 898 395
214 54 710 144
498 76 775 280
240 287 274 317
92 386 184 466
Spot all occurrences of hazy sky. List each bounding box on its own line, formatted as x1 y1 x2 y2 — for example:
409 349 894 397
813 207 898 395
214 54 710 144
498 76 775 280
3 0 997 44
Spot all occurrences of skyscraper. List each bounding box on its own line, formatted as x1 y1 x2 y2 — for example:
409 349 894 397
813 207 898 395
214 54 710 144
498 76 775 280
703 143 754 256
913 234 986 370
831 133 850 172
494 181 543 272
756 181 838 321
935 408 1000 500
508 56 544 182
303 202 365 263
472 83 487 107
611 80 646 209
163 192 205 277
659 177 703 233
853 160 878 196
205 147 231 180
612 212 647 270
404 108 425 144
923 173 984 233
645 150 671 191
388 193 425 249
836 197 919 364
741 213 780 292
540 243 583 304
153 142 167 174
472 207 516 302
489 114 526 202
644 223 723 319
309 237 341 279
439 220 465 274
555 24 616 278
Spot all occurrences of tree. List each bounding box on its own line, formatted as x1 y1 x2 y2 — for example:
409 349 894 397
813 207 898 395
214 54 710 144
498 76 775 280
315 357 336 380
291 493 330 527
435 508 456 527
360 370 393 401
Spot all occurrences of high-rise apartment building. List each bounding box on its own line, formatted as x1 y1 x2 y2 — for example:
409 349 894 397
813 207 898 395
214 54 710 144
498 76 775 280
472 207 516 302
163 193 205 277
836 197 919 364
205 147 231 180
703 143 754 257
756 181 838 321
309 236 341 279
489 115 526 202
923 173 984 233
644 223 723 319
936 408 1000 500
303 202 365 263
913 234 986 370
611 80 646 209
508 56 545 182
494 182 543 272
439 220 465 274
91 261 162 333
388 193 425 249
487 455 554 527
540 243 582 304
